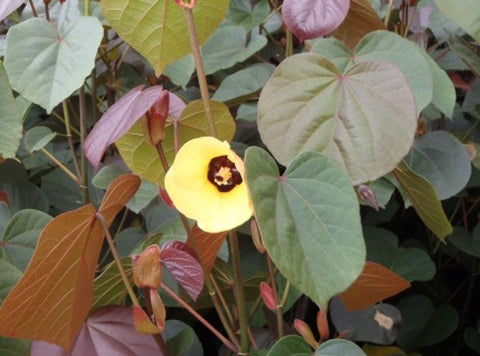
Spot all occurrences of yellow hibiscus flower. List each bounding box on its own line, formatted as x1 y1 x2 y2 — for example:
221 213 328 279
165 136 253 233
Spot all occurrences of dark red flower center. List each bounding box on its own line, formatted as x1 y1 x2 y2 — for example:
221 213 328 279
208 155 243 192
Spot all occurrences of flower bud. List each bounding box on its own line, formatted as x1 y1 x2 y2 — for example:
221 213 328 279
357 184 380 211
133 305 160 334
150 289 166 333
0 190 9 206
294 319 318 349
465 144 476 162
316 309 329 342
260 282 276 311
141 90 169 146
173 0 196 9
132 245 162 289
159 186 175 208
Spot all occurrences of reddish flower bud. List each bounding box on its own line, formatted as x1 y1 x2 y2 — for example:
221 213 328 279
294 319 318 349
0 190 10 206
150 289 166 333
316 309 329 342
132 245 162 289
251 219 266 254
465 144 476 162
357 184 380 211
159 186 175 208
147 90 169 145
133 305 160 334
260 282 276 311
173 0 196 9
416 117 427 137
141 91 169 146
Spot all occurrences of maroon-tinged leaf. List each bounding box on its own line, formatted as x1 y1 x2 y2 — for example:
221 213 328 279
338 262 411 311
186 224 228 271
0 174 141 350
160 241 204 300
282 0 350 42
0 0 23 22
30 306 161 355
83 85 163 170
332 0 386 49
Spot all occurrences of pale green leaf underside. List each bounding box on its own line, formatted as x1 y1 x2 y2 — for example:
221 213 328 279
212 63 275 102
393 161 452 241
258 53 417 185
245 148 365 309
435 0 480 44
101 0 228 75
406 131 471 200
1 209 52 271
202 26 267 75
310 31 434 113
4 16 103 113
315 339 366 355
0 62 22 159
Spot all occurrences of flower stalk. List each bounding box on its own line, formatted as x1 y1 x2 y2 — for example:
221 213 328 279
229 231 249 354
161 282 237 353
183 8 216 137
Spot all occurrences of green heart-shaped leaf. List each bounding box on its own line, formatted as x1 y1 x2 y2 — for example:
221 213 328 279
101 0 228 75
245 147 365 308
258 53 417 185
4 16 103 113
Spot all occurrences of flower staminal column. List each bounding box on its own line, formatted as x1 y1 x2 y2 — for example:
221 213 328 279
165 137 252 233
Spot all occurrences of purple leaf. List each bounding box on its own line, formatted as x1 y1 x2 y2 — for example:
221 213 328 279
83 85 164 170
282 0 350 41
30 306 161 356
161 241 204 301
0 0 23 22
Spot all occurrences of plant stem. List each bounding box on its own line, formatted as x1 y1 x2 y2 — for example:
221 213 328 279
183 8 216 137
384 0 394 27
52 111 81 136
84 0 90 16
28 0 38 17
62 101 82 178
44 1 50 22
79 87 90 204
280 280 291 307
209 271 235 326
285 30 293 57
229 231 249 354
40 148 80 184
96 212 141 307
267 255 284 338
403 2 418 37
161 282 237 353
91 68 98 123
